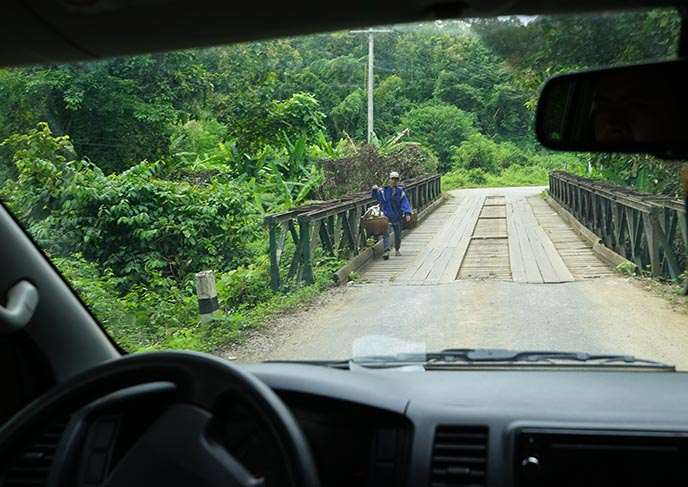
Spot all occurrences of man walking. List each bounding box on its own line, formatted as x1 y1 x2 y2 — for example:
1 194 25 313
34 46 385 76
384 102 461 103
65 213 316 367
371 171 412 260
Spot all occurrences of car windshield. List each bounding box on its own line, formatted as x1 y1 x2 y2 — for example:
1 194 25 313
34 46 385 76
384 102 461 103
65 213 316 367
1 9 686 368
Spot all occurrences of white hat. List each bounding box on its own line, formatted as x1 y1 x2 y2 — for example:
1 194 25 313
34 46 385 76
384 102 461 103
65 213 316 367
389 171 400 179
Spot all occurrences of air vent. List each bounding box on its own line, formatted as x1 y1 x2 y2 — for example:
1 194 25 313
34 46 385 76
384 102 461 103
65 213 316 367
1 420 67 487
431 425 488 487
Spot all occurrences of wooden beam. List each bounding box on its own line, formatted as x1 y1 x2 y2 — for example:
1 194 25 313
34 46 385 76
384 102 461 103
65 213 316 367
320 219 335 255
287 238 303 282
299 216 314 285
276 221 289 265
310 219 321 258
341 212 357 256
267 217 280 292
643 209 661 278
656 210 682 280
288 220 299 246
334 214 343 252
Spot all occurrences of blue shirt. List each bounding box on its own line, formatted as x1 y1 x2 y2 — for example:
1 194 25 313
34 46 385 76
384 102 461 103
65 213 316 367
371 185 412 223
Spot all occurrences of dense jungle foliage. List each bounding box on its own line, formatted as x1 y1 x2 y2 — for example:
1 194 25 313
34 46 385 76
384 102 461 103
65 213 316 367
0 10 682 351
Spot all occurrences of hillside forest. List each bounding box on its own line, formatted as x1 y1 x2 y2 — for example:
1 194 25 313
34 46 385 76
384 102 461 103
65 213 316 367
0 9 682 351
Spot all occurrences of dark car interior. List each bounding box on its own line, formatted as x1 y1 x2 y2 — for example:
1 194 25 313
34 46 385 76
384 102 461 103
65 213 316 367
1 1 688 486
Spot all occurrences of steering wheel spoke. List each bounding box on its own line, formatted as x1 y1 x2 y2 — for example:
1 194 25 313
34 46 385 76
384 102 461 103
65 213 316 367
0 351 319 487
103 403 263 487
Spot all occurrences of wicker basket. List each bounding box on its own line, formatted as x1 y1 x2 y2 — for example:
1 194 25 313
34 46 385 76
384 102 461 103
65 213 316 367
402 210 418 230
362 216 389 236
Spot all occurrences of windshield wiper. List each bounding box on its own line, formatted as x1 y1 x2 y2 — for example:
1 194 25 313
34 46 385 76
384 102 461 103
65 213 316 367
265 348 675 370
350 348 675 370
439 348 673 366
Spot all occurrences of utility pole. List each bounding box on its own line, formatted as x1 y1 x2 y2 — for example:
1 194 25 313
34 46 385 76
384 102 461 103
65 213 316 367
350 28 392 144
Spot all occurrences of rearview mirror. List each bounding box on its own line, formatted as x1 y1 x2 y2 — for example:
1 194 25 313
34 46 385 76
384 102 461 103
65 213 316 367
536 59 688 159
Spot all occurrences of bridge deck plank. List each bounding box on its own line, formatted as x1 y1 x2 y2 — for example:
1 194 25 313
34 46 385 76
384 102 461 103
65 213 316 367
360 188 611 285
507 196 575 283
528 195 616 279
398 195 481 283
507 198 542 283
449 207 492 278
401 194 482 283
437 195 485 283
360 197 463 284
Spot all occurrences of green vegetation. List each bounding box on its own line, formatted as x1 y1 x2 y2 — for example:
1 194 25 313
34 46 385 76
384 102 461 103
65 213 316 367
0 10 682 352
471 10 685 195
442 134 584 189
616 261 638 276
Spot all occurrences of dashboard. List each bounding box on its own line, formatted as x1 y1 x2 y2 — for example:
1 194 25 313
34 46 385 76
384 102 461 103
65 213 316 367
248 363 688 487
4 362 688 487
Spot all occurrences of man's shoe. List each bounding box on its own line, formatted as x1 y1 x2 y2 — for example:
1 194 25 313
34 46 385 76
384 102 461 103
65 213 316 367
395 250 402 256
383 250 390 260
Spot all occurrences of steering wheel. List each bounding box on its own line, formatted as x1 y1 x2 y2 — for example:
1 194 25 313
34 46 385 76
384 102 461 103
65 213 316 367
0 351 320 487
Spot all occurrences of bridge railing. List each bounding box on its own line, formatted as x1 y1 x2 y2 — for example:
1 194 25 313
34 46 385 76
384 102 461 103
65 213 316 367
549 171 687 281
265 174 441 291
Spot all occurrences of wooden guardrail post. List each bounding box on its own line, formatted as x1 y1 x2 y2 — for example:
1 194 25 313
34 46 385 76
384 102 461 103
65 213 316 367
299 215 315 285
267 216 280 292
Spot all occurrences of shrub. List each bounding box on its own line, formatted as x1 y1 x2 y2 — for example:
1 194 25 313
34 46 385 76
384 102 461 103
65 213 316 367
2 123 262 288
317 143 438 198
216 255 273 311
441 170 470 190
451 133 500 174
468 167 488 185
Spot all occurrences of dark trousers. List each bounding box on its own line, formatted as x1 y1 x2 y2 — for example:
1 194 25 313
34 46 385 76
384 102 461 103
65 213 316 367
383 222 402 251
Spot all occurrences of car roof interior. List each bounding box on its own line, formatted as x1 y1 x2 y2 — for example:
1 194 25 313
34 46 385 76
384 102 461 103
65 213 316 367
2 3 688 487
2 0 684 68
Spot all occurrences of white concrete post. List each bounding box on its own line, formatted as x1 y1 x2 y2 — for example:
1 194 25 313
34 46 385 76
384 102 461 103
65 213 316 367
194 270 219 323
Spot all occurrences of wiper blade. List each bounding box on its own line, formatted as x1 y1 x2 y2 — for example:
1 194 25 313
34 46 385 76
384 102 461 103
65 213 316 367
263 359 351 368
350 349 674 369
265 349 674 370
432 348 674 368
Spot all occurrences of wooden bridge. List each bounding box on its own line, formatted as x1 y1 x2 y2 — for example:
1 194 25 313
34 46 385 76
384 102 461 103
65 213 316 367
360 186 616 284
265 172 687 289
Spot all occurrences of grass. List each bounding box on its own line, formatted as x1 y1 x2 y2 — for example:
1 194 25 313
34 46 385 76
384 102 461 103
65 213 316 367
616 261 637 276
648 279 688 313
146 279 336 353
77 252 348 354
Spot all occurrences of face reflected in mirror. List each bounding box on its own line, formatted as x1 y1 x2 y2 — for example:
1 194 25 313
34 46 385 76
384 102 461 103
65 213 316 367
591 72 679 143
536 59 688 157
